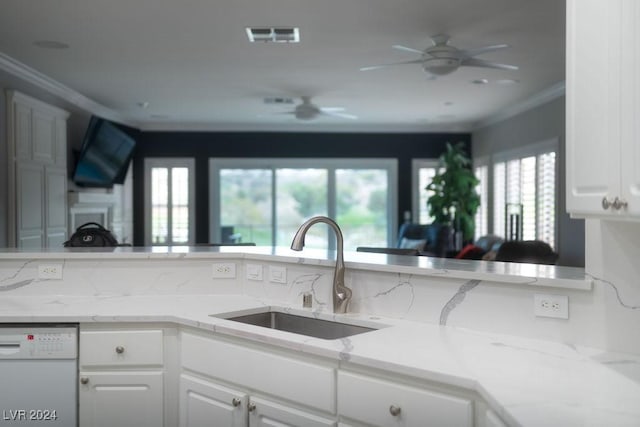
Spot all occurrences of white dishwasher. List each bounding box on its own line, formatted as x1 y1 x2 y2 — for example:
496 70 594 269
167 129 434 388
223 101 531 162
0 325 78 426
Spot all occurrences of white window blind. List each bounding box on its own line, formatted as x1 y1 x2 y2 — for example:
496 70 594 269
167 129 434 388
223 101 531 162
144 158 195 246
474 164 489 240
492 146 556 249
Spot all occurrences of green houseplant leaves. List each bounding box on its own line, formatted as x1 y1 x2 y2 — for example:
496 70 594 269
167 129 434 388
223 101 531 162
426 142 480 242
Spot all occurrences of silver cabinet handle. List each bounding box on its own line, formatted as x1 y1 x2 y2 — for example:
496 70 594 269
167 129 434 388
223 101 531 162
248 403 257 412
389 405 401 416
231 398 242 407
602 197 612 210
612 197 628 210
80 377 89 385
115 346 125 354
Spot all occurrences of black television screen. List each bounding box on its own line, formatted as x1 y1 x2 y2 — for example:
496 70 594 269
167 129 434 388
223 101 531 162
73 116 136 187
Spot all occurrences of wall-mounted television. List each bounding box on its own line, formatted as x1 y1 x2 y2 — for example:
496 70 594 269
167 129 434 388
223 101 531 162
72 116 136 187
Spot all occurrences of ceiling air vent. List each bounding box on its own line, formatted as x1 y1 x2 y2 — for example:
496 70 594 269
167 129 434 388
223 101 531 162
246 27 300 43
263 97 295 105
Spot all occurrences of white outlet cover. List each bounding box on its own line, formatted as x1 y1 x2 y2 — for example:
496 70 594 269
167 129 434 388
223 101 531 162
212 262 236 279
534 293 569 319
38 264 63 280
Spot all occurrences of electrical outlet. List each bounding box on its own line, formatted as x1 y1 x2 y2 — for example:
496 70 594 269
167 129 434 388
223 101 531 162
212 262 236 279
534 293 569 319
38 264 63 280
268 266 287 284
246 264 263 281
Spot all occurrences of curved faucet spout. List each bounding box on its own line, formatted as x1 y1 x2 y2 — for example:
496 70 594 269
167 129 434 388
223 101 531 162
291 216 352 314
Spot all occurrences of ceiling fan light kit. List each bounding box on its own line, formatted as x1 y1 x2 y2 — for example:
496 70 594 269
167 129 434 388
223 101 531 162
275 96 357 121
361 34 518 77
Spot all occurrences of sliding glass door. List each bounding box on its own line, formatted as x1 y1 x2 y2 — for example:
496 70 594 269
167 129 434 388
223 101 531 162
210 158 397 250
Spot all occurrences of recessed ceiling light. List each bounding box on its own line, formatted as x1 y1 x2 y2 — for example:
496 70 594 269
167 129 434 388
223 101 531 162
33 40 69 49
471 79 489 85
246 27 300 43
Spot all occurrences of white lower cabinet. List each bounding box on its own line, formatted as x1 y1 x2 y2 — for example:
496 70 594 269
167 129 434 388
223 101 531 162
248 396 335 427
180 373 248 427
337 371 473 427
180 330 337 426
79 371 164 427
79 326 167 427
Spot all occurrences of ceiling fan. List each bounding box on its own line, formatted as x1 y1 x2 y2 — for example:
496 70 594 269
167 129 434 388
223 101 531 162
277 96 357 121
360 34 518 77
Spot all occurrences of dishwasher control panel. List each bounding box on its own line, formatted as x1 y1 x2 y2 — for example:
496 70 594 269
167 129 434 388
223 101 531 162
0 326 77 359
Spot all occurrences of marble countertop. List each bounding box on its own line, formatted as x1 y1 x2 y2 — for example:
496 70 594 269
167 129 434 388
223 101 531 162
0 246 592 290
0 292 638 427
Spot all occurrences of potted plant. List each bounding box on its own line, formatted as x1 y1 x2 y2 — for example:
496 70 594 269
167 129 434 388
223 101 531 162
426 142 480 245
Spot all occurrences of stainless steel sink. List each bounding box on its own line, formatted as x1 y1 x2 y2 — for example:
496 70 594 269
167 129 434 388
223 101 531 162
215 311 379 340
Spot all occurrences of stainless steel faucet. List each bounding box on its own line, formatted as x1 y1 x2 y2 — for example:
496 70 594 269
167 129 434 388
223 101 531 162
290 216 352 314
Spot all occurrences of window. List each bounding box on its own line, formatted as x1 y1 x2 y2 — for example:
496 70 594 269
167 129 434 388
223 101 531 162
474 163 489 240
210 159 397 250
411 159 439 224
491 140 557 248
144 158 195 245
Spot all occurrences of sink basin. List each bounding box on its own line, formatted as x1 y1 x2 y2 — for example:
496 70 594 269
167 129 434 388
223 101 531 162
214 311 379 340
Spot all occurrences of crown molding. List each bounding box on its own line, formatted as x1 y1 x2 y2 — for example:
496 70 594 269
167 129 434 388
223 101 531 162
0 53 136 127
472 81 566 130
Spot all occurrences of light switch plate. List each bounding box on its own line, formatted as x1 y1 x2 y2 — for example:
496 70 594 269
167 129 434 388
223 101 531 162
246 263 263 281
269 266 287 284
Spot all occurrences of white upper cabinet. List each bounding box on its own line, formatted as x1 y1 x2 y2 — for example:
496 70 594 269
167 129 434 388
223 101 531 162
6 90 69 247
566 0 640 218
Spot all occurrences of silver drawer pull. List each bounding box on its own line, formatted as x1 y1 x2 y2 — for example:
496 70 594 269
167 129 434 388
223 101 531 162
232 398 242 407
612 197 628 210
602 197 612 210
115 346 125 354
248 403 257 412
80 377 89 385
389 405 401 416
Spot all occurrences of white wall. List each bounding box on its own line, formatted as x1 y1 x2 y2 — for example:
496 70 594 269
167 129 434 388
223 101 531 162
472 95 585 267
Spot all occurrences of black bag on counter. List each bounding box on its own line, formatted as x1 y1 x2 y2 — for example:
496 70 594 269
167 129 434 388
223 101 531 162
64 222 119 247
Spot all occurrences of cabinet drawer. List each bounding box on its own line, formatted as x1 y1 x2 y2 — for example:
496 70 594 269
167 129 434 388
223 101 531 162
80 330 163 367
181 332 335 413
337 371 472 427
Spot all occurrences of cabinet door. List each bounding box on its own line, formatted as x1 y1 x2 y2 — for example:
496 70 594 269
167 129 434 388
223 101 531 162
566 0 622 216
338 371 472 427
32 109 56 164
180 374 247 427
16 162 44 248
45 166 67 248
249 396 336 427
619 0 640 215
79 371 163 427
14 102 31 160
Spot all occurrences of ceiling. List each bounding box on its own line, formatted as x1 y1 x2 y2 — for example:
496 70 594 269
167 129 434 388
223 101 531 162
0 0 565 133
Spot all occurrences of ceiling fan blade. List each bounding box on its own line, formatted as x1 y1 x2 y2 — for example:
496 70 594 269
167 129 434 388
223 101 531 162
460 44 510 58
321 110 357 120
392 45 424 54
320 107 346 112
461 58 518 71
360 59 423 71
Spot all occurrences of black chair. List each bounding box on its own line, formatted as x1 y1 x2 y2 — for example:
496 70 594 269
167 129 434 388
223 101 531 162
494 240 558 265
397 223 454 257
357 247 420 256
